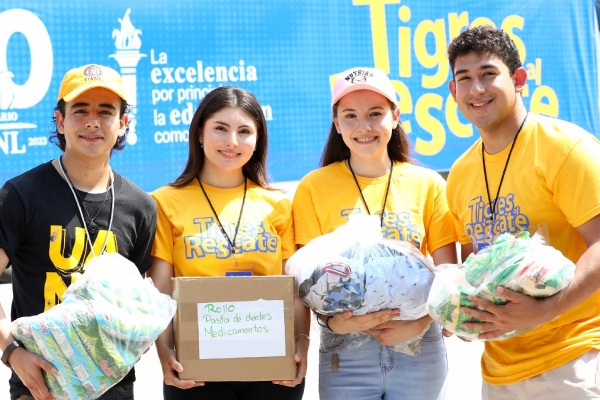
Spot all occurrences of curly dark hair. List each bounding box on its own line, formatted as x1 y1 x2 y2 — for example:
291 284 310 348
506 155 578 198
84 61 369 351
447 25 522 77
49 98 130 152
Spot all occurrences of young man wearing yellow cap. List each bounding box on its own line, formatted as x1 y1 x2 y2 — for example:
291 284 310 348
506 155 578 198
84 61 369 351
0 64 156 400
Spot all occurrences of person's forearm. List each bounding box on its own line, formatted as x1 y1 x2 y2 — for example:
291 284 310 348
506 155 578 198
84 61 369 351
0 250 13 350
294 298 310 337
0 305 16 351
155 322 175 360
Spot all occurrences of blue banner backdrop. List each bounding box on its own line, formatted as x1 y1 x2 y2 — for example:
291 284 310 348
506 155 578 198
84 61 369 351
0 1 598 191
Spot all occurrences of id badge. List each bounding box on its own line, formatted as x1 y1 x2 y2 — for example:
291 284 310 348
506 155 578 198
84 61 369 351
472 222 494 254
225 271 252 276
477 241 491 252
225 264 256 276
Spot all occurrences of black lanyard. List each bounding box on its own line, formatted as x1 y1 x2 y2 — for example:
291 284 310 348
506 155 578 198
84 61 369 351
482 112 528 221
197 177 247 267
348 158 394 227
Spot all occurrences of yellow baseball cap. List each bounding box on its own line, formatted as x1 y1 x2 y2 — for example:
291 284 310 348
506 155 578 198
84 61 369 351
57 64 128 103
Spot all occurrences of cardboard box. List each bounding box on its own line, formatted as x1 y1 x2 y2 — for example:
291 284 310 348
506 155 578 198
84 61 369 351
172 275 296 381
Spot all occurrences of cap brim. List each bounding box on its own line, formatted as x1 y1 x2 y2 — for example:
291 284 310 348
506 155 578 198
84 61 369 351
331 84 396 108
62 83 128 103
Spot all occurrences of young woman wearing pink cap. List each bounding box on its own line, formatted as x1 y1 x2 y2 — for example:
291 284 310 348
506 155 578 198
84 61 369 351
292 67 458 399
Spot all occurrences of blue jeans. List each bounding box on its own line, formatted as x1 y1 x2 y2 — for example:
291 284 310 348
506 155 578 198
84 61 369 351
13 383 134 400
319 323 448 400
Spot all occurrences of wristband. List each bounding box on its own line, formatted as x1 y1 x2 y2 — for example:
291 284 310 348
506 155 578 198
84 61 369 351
315 313 333 331
1 340 22 368
315 313 328 329
325 315 334 332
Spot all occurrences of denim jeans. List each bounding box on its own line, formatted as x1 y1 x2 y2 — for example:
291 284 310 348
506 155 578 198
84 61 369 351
319 322 448 400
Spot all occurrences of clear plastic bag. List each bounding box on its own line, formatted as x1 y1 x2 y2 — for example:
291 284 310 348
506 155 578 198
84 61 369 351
11 253 177 400
286 215 436 355
428 231 575 341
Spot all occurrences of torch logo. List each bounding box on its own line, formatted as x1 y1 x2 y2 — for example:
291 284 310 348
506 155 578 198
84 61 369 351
109 8 146 145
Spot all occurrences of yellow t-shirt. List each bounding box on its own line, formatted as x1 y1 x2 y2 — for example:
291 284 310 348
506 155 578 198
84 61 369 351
151 179 294 277
293 161 457 257
446 113 600 385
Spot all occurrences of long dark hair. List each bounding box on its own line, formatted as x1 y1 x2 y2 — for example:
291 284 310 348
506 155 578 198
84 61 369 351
171 86 271 188
320 99 412 167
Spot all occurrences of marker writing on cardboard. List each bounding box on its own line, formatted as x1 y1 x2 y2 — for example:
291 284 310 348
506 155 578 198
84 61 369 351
204 303 235 314
201 302 272 338
203 324 269 338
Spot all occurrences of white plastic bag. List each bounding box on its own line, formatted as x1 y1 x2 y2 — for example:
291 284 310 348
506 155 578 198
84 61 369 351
12 253 177 400
428 231 575 341
287 215 435 355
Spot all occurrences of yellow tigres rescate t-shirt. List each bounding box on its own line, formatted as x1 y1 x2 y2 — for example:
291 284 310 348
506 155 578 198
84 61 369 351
446 113 600 385
293 161 457 257
151 179 294 277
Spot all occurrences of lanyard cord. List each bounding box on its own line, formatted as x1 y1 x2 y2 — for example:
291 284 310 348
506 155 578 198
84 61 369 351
65 171 111 234
197 177 247 267
348 157 394 227
482 112 528 221
57 156 114 271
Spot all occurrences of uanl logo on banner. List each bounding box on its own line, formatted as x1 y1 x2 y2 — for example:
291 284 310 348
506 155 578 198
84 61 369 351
0 9 52 155
0 8 144 155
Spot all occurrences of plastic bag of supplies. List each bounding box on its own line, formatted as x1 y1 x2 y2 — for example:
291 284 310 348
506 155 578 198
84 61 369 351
286 215 436 355
11 252 177 400
427 231 575 341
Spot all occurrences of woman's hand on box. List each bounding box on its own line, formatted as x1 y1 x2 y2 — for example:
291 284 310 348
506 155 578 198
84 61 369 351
367 315 432 346
160 347 205 389
328 309 400 335
273 333 309 387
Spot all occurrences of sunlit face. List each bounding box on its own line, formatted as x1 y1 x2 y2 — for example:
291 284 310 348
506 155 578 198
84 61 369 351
200 107 258 177
449 52 525 133
55 88 127 160
333 89 399 162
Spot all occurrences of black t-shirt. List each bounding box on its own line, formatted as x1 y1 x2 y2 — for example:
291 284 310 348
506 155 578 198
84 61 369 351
0 161 157 398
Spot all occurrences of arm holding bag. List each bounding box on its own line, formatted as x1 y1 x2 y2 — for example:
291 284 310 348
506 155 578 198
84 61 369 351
287 215 436 355
427 231 575 341
11 253 177 400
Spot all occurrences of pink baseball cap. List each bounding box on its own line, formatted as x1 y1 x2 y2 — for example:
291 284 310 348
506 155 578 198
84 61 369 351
331 67 397 108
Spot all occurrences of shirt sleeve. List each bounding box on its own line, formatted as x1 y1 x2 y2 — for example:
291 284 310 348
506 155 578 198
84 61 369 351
426 174 458 253
552 135 600 227
0 182 26 265
151 191 175 265
445 168 472 246
272 195 295 260
292 181 323 246
128 196 156 275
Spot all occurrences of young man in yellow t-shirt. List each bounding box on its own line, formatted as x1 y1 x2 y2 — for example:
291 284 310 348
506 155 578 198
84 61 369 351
446 25 600 398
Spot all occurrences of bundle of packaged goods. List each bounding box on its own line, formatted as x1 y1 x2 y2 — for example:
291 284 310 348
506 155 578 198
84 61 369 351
12 253 177 400
428 231 575 341
286 215 436 355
